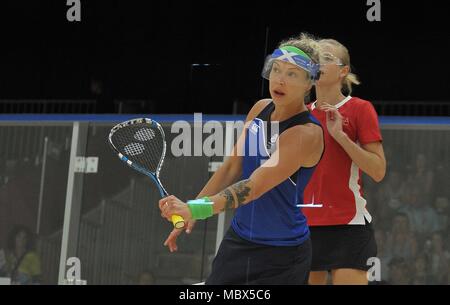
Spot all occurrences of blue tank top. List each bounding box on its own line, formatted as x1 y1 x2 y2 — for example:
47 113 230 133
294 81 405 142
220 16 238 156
231 102 323 246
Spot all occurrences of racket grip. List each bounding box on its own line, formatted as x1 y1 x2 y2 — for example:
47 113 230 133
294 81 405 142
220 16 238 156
171 214 185 229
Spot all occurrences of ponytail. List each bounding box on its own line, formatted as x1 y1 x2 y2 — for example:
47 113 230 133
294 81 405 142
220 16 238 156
343 72 360 95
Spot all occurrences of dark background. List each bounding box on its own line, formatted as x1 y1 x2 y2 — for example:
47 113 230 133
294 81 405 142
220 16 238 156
0 0 448 114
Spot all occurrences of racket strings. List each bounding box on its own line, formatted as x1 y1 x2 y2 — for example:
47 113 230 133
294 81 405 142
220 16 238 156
111 123 164 173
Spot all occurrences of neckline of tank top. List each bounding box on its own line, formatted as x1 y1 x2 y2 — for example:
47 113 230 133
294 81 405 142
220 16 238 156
265 101 311 125
310 95 353 111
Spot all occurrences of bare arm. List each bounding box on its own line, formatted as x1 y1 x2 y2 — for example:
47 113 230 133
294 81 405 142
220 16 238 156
322 105 386 182
195 99 272 199
160 99 271 251
160 124 323 245
208 125 322 213
334 134 386 182
194 134 243 199
160 125 322 221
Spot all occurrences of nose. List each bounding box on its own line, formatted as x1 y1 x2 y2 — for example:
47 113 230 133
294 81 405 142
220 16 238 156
273 74 285 85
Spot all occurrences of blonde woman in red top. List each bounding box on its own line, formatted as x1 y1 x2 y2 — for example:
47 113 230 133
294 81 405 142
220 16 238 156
303 38 386 285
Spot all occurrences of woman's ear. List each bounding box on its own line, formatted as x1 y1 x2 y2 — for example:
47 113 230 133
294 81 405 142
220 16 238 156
340 65 350 80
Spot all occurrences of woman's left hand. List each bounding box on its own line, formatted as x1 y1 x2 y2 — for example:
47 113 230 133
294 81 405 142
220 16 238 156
159 195 193 223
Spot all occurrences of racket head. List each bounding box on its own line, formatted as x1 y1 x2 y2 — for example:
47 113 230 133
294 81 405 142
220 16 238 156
108 118 168 196
108 118 185 229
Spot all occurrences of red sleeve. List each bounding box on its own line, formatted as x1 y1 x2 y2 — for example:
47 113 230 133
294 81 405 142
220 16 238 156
356 101 382 145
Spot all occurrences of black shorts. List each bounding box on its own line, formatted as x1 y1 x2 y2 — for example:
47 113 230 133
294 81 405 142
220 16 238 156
309 221 377 272
206 227 312 285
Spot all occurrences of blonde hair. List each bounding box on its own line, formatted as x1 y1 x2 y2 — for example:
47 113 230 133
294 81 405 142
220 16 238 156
278 32 322 81
319 38 360 95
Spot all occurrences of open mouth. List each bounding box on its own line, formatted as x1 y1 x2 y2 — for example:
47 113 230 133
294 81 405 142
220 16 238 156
272 89 285 97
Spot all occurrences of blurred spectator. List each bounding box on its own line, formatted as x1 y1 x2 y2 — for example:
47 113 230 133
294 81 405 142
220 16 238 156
0 225 41 284
433 197 449 233
424 232 450 284
374 171 407 230
388 257 411 285
136 270 154 285
406 153 434 203
400 184 439 237
385 213 417 261
0 160 40 245
379 171 406 208
433 158 450 198
411 255 429 285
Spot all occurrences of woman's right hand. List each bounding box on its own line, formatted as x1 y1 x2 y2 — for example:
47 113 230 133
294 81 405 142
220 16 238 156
163 220 196 252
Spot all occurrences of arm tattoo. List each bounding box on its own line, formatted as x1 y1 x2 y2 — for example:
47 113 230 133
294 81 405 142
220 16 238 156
219 188 235 211
231 179 251 207
218 179 252 211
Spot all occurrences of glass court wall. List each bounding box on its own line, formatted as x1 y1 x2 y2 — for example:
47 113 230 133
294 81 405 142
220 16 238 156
0 115 449 285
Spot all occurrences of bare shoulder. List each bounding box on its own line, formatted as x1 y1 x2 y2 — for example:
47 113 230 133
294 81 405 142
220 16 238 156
245 99 272 122
282 123 323 146
281 124 323 167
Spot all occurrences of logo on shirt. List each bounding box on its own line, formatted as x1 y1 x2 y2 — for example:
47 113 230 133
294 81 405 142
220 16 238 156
249 122 260 134
342 117 350 126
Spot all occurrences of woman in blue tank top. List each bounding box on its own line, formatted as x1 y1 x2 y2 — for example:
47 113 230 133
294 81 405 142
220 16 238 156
160 33 324 284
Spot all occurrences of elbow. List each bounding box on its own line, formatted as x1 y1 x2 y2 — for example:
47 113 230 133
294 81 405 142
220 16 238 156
373 175 384 183
372 167 386 183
